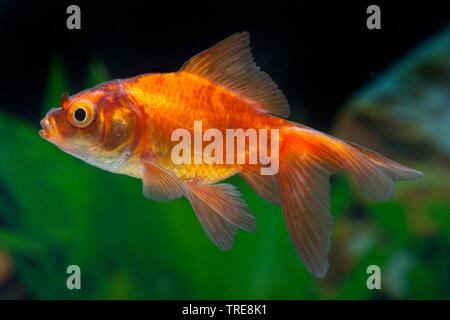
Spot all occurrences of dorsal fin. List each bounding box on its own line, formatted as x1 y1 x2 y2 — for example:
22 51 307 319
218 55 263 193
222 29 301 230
180 32 291 118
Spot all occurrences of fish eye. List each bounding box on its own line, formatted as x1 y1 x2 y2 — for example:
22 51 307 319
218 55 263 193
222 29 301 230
74 107 87 122
67 100 96 128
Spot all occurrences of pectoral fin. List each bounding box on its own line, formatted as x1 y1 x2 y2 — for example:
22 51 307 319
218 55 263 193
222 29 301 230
141 154 184 202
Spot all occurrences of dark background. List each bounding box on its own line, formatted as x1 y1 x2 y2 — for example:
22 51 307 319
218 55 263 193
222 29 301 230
0 0 449 130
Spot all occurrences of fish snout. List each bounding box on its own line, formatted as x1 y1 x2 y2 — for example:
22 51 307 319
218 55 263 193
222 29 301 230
39 108 60 139
46 107 60 116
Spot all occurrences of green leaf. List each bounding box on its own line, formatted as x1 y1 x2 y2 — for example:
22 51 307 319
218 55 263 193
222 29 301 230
42 53 69 116
86 58 110 87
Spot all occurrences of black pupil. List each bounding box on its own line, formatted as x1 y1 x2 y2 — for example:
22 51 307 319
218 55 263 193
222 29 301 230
74 108 87 122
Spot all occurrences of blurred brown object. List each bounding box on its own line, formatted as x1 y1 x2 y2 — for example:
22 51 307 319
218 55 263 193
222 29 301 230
0 247 13 286
0 247 28 299
334 25 450 170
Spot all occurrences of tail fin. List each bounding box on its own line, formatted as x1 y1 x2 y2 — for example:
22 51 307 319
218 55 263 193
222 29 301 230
344 141 423 181
277 127 422 277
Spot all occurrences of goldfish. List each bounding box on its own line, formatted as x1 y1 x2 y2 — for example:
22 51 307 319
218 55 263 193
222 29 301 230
40 32 422 277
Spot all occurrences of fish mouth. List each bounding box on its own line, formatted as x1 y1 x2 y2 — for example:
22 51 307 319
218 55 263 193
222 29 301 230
40 107 61 139
39 117 50 139
39 116 55 140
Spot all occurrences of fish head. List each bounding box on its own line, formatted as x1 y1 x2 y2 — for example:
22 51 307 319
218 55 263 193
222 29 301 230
40 81 141 171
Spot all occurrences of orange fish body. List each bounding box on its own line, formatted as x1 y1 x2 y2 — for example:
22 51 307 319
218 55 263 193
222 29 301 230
121 71 287 182
40 32 422 277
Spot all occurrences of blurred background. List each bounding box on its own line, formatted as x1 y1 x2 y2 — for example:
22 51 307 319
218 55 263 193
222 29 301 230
0 0 449 299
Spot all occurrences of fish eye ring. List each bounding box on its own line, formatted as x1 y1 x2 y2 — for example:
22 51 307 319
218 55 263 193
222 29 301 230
67 100 96 128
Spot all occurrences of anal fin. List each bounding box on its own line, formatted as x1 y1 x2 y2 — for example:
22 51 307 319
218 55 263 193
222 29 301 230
241 167 280 205
185 181 256 251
